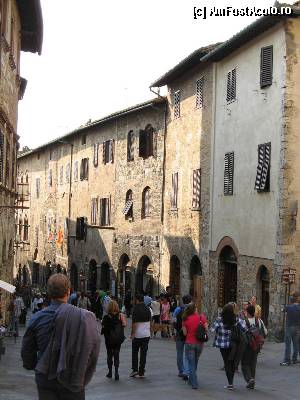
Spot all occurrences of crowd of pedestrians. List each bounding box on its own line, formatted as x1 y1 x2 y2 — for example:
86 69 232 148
10 273 298 400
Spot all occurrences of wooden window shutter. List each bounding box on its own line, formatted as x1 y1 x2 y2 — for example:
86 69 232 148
139 130 146 158
255 143 271 191
196 77 204 109
80 160 84 180
108 195 111 225
226 69 236 102
174 91 180 119
102 142 106 164
100 199 103 226
192 169 201 209
110 140 115 163
224 152 234 195
85 158 89 180
93 143 99 167
260 46 273 88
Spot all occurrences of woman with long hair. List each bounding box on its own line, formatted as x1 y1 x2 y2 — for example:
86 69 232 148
101 300 127 380
181 303 208 389
212 302 246 390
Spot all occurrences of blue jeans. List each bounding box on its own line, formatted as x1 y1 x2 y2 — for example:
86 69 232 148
185 343 203 388
284 325 299 363
175 339 189 376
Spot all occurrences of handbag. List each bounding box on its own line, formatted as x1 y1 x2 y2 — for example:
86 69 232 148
196 322 209 342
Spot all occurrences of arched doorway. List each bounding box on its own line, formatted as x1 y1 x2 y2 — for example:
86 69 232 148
257 265 270 326
118 254 131 299
218 246 237 307
88 259 97 292
100 262 110 291
136 255 153 296
189 255 202 297
169 255 180 296
70 263 78 291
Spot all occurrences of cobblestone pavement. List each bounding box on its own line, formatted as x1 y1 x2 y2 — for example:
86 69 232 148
0 322 299 400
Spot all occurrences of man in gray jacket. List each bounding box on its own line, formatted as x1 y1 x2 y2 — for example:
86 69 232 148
21 274 100 400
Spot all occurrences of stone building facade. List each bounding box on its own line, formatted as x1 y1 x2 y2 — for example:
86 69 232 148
16 98 166 299
0 0 42 322
150 45 217 309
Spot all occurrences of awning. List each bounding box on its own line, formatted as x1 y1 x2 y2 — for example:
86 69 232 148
0 280 16 294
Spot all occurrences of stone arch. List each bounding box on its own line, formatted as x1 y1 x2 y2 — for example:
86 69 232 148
117 253 131 298
70 262 78 291
218 245 238 307
100 262 110 292
88 259 97 292
136 255 153 296
256 265 270 326
189 255 202 296
215 236 239 259
169 255 181 296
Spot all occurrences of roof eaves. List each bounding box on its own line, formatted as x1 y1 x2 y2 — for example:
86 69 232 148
200 9 299 63
150 43 221 88
18 97 166 159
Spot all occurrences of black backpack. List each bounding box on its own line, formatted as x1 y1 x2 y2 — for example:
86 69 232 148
174 308 185 341
108 316 126 346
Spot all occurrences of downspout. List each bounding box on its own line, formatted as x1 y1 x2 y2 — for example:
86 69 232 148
150 86 168 294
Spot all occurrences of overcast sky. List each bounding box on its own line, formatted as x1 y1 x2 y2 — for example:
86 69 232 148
18 0 294 149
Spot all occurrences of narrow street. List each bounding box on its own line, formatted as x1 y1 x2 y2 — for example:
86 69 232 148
0 322 299 400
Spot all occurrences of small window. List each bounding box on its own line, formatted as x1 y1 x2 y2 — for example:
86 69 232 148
76 217 87 240
192 169 201 209
123 189 133 220
127 131 135 161
174 90 180 119
37 153 40 160
59 166 63 185
80 158 89 180
171 172 178 209
196 77 204 109
23 215 29 242
226 69 236 103
255 143 271 192
35 227 39 248
141 187 151 219
91 198 98 225
48 169 52 187
139 125 155 159
0 131 4 183
100 197 111 226
224 152 234 195
74 161 79 181
260 46 273 88
66 163 70 183
103 140 114 164
49 148 53 160
93 143 99 167
82 134 87 145
36 178 40 198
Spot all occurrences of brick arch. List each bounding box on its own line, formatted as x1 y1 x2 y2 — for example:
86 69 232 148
215 236 239 259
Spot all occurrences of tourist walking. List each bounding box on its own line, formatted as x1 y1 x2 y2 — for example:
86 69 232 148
250 296 262 319
21 274 100 400
150 296 161 324
280 294 300 366
181 303 207 389
78 292 91 310
130 294 152 378
101 300 127 380
241 304 267 389
160 296 171 337
173 294 191 379
212 303 246 390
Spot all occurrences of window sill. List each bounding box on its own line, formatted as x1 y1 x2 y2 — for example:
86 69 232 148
170 207 178 212
226 99 236 105
191 207 201 212
88 224 115 230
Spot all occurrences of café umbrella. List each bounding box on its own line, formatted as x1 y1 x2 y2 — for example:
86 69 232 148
0 280 16 294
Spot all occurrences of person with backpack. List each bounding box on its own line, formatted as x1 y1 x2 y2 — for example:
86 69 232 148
173 295 191 380
212 303 246 390
241 304 267 389
101 300 127 380
181 303 208 389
